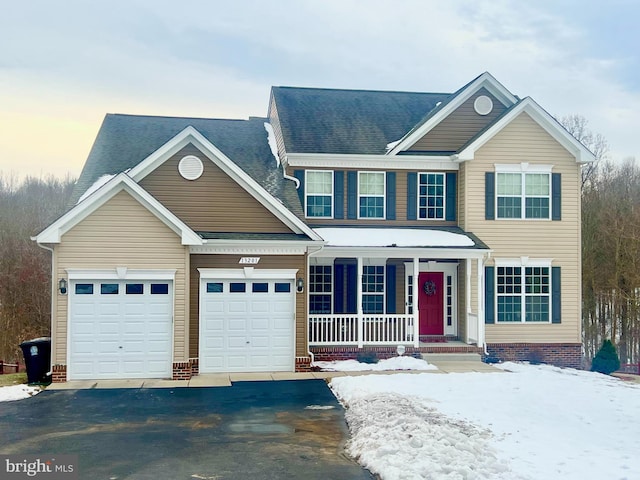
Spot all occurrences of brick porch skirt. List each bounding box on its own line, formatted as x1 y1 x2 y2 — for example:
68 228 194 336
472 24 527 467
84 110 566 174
309 346 422 363
52 364 67 383
485 343 582 369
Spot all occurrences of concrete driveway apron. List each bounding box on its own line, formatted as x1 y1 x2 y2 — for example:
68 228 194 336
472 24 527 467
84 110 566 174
0 380 374 479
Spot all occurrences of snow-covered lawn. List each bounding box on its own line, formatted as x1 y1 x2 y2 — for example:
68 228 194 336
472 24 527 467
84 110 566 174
314 356 437 372
330 362 640 480
0 384 40 402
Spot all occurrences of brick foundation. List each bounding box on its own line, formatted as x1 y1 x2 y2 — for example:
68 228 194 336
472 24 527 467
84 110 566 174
310 346 422 363
295 356 312 372
51 364 67 383
485 343 582 369
189 358 199 376
172 361 192 380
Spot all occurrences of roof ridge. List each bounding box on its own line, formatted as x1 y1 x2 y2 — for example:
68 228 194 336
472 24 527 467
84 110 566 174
106 113 264 122
272 85 451 96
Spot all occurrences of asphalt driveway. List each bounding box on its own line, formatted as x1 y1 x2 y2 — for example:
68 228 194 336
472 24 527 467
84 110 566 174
0 380 373 479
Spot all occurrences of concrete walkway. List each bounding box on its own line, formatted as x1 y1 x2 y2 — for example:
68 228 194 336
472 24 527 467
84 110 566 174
48 360 502 390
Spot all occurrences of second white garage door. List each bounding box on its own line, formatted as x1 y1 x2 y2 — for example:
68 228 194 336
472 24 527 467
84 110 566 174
199 279 295 372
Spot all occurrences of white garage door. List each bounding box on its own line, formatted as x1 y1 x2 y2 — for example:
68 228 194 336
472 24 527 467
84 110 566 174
200 279 295 372
69 280 173 380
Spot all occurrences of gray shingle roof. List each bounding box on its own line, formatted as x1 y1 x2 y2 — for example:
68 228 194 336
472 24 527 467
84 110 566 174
70 114 304 218
271 87 451 154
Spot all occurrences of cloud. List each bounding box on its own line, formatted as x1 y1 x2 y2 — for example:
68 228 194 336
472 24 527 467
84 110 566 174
0 0 637 178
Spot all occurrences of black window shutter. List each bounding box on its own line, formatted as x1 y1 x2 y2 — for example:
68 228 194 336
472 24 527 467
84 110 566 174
385 264 396 313
485 266 495 324
552 266 561 323
485 172 495 220
386 172 396 220
445 172 457 221
294 170 305 207
407 172 417 220
334 171 344 220
346 263 357 313
347 171 357 219
552 173 561 221
333 262 345 314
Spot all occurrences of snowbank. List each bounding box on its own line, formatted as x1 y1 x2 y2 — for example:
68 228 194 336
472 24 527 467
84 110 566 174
313 356 437 372
0 384 41 402
331 362 640 480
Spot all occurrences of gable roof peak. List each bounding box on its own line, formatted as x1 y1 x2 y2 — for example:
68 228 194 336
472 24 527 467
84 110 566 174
387 72 519 155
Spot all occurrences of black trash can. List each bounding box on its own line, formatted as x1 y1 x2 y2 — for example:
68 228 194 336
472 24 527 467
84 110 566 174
20 337 52 385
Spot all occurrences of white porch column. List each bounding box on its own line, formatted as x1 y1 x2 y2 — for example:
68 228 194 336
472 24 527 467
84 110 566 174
466 258 472 344
357 256 363 348
477 258 485 348
413 257 420 348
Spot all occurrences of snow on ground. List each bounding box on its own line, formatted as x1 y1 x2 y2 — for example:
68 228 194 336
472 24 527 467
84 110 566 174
0 384 40 402
313 356 437 372
331 362 640 480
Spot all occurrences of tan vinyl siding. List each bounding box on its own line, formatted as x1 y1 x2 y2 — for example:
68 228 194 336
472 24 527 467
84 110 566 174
189 254 307 358
140 145 293 234
301 168 457 227
53 190 188 364
464 112 581 343
407 88 508 153
458 162 467 228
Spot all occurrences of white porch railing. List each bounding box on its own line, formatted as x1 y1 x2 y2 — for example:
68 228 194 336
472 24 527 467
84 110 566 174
309 314 415 346
466 313 478 344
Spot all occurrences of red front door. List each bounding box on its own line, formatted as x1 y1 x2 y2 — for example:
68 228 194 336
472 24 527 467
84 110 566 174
418 272 444 336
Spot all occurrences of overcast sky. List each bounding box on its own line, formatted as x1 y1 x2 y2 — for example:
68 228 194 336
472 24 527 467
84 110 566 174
1 0 638 180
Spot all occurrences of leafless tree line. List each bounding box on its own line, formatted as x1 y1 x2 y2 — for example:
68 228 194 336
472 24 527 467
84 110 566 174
0 173 75 361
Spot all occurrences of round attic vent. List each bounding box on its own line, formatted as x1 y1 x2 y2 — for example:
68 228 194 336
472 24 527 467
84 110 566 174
474 95 493 115
178 155 204 180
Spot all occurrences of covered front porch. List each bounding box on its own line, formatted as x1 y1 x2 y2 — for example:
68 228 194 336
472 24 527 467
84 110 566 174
306 227 490 352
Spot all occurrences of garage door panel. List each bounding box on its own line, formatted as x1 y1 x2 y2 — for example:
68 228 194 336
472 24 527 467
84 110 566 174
200 278 294 373
69 280 173 380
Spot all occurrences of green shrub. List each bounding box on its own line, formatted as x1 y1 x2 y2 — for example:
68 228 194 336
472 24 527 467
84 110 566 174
591 339 620 375
356 351 379 364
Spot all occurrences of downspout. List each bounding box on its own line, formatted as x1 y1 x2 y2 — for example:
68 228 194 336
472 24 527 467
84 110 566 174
482 251 492 356
33 239 55 376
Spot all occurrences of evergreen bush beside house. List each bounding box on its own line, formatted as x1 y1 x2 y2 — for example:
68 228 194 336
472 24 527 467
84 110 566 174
590 339 620 375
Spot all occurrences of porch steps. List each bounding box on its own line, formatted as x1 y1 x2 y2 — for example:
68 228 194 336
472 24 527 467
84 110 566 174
421 352 483 363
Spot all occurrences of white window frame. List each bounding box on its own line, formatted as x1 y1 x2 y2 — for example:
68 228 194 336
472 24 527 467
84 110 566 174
494 258 552 324
305 170 334 219
357 171 385 219
417 172 446 220
309 264 333 314
495 164 552 220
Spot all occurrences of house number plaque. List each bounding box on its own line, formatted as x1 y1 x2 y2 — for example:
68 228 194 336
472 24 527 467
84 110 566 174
239 257 260 265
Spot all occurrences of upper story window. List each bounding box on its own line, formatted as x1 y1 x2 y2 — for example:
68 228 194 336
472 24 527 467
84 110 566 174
305 170 333 218
497 173 550 219
418 173 445 220
358 172 385 219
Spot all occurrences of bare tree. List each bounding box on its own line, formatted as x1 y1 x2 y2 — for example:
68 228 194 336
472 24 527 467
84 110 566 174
559 114 609 189
0 173 75 361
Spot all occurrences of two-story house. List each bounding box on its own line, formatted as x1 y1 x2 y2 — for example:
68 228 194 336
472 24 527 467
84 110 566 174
36 73 593 382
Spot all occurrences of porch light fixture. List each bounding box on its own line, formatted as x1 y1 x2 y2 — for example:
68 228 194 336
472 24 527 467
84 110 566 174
396 345 406 356
296 277 304 293
58 278 67 295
